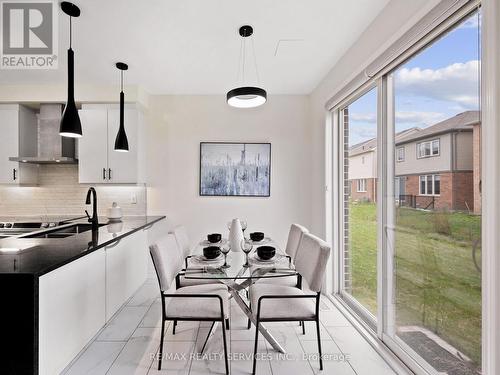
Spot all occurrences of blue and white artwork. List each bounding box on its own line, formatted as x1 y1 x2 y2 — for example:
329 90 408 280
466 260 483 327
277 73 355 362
200 142 271 197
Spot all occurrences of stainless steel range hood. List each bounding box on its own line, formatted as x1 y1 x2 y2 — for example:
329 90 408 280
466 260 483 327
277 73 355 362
9 104 77 164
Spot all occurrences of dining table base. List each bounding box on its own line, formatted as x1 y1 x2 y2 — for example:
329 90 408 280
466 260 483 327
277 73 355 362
224 281 286 354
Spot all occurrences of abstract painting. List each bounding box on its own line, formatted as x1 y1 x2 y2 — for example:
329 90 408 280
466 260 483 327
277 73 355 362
200 142 271 197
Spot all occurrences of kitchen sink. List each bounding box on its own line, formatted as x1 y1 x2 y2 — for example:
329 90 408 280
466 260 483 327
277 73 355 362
21 223 105 239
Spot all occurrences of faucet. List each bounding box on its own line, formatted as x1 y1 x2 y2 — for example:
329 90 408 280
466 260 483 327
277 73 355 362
85 187 99 231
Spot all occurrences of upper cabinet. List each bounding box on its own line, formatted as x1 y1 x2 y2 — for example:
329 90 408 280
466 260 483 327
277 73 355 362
0 105 38 185
78 104 142 184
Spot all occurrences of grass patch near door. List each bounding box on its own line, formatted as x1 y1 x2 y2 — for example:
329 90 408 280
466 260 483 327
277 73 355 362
348 202 481 366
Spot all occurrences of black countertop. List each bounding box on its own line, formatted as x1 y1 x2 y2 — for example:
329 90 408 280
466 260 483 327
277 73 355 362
0 216 165 276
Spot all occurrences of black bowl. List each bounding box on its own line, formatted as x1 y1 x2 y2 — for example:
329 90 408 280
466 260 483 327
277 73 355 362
207 233 222 243
203 246 221 259
250 232 265 242
257 246 276 260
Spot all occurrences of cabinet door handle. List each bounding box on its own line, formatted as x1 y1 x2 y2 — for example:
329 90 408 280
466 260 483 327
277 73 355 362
12 168 17 181
108 168 112 180
103 168 106 180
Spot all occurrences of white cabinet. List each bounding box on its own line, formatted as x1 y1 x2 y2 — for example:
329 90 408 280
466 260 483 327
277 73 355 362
37 224 153 375
39 249 106 375
105 229 148 320
78 105 140 184
0 105 38 185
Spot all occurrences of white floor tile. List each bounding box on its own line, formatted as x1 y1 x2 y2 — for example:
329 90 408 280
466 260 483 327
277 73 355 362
62 341 126 375
141 300 163 328
326 326 397 375
98 306 149 341
229 340 272 375
107 327 160 375
300 340 356 375
148 340 197 375
128 283 161 307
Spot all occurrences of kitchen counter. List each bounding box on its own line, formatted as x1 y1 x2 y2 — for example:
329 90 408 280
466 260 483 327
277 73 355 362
0 215 165 275
0 215 165 375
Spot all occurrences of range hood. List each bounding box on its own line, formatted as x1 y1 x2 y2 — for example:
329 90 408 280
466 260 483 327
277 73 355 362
9 104 77 164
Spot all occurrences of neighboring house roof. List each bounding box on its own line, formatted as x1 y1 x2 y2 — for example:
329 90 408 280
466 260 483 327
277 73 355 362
349 127 421 157
396 111 480 146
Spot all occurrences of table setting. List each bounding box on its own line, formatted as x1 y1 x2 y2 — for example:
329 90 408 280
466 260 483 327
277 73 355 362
182 218 297 353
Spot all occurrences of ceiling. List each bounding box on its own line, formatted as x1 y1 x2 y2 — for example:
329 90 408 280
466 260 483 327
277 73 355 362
0 0 390 95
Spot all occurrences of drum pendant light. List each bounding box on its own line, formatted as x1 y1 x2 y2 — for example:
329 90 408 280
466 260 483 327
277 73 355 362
226 25 267 108
59 2 82 138
114 62 129 152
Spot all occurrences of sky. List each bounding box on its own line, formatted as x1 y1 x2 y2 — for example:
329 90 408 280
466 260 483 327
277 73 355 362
347 11 480 146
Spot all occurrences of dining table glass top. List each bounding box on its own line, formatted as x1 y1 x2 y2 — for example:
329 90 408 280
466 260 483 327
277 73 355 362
183 238 297 280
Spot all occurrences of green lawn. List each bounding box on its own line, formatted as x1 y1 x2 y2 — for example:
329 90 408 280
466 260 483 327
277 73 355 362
348 202 482 367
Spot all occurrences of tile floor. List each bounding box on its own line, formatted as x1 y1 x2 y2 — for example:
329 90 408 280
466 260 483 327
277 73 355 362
62 279 397 375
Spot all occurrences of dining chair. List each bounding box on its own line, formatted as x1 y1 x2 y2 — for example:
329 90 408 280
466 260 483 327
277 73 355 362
149 234 230 374
254 223 309 288
248 232 331 374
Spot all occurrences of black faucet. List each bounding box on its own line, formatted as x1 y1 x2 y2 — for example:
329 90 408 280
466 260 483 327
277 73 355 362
85 187 99 231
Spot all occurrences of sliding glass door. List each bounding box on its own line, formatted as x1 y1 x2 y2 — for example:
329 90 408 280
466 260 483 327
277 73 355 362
333 8 481 375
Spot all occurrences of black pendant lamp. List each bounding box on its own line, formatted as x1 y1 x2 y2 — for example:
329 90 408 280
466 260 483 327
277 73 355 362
114 62 129 152
227 25 267 108
60 2 82 138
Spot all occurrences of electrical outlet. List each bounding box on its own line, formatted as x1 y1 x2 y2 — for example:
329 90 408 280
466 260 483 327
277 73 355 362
131 194 137 204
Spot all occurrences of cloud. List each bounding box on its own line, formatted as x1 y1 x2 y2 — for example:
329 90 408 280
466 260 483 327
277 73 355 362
349 111 446 127
395 111 446 126
395 60 479 110
350 113 377 123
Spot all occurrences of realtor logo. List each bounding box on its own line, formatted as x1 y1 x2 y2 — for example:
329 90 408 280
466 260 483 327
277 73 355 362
1 0 58 69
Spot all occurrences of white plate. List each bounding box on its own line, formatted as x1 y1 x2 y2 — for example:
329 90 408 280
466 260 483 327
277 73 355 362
192 254 224 263
199 239 227 247
249 237 272 245
249 253 283 264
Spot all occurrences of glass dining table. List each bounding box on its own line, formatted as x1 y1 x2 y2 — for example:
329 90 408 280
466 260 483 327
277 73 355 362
183 238 297 353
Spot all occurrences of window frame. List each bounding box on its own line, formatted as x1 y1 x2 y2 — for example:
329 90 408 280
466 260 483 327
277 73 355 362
357 178 367 192
326 3 483 375
396 146 405 162
419 174 441 196
417 139 440 159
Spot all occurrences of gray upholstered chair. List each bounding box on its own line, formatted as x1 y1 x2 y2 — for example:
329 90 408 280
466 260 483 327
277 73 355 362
149 234 229 374
248 232 331 374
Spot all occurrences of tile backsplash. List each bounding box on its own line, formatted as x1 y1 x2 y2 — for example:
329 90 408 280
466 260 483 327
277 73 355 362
0 165 146 217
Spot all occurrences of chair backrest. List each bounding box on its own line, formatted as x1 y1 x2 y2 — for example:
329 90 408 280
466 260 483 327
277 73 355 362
285 224 309 261
149 233 183 292
171 225 191 259
294 233 331 292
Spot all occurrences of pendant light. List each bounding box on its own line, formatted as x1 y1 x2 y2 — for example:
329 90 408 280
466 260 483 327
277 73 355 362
114 62 129 152
227 25 267 108
59 2 82 138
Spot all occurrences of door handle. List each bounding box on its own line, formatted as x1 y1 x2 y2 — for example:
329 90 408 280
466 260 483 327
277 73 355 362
108 168 112 180
103 168 106 180
12 168 17 181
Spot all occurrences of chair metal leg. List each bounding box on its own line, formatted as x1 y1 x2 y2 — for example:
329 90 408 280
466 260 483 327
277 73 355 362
200 321 216 354
247 317 251 329
172 320 177 335
221 319 229 375
316 318 323 370
225 318 230 330
252 316 260 375
158 318 165 370
302 321 306 335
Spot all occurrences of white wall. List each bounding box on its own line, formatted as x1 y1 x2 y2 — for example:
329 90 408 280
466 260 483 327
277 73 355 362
308 0 439 238
145 95 312 247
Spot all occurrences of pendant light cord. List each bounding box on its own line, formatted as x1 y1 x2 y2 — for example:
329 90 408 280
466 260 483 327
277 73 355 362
69 16 72 49
251 37 260 84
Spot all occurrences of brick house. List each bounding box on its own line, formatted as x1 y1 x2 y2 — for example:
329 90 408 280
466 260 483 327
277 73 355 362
395 111 481 212
348 111 481 212
348 127 420 203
